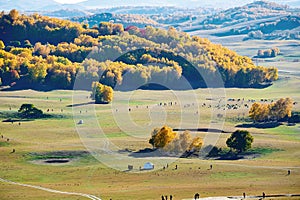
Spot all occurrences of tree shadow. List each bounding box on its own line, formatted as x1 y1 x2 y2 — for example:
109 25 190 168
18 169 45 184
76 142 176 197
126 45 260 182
173 128 229 133
236 122 282 129
66 102 94 107
2 118 33 122
128 148 178 158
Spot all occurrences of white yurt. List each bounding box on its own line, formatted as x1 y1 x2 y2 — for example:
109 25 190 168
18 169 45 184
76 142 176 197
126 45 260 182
143 162 154 170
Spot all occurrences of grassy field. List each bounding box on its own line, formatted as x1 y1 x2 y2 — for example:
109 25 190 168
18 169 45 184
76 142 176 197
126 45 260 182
0 35 300 199
0 72 299 200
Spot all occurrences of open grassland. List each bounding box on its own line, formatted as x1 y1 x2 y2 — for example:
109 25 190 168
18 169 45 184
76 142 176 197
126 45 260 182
0 41 300 200
0 73 299 200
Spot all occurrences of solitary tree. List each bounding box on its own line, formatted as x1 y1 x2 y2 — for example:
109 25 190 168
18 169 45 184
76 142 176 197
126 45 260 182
91 82 113 104
226 130 253 153
18 104 43 118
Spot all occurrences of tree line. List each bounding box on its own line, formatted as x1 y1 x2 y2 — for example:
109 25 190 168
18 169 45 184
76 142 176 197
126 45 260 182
0 9 279 91
249 97 294 122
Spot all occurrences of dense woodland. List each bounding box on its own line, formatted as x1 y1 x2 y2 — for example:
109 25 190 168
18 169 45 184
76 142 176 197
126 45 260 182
0 10 278 90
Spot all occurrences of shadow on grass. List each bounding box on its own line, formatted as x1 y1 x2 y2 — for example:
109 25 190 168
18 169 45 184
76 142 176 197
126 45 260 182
173 128 230 133
0 111 69 123
207 147 282 160
66 102 94 107
236 122 282 129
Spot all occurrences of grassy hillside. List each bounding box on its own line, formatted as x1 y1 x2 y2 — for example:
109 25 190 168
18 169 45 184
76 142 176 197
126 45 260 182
0 10 278 90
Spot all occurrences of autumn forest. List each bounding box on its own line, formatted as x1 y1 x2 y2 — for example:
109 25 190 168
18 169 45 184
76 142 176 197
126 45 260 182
0 9 278 91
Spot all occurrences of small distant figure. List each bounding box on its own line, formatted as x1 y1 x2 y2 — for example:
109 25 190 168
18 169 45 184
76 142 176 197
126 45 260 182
165 195 168 200
166 164 168 168
161 195 165 200
51 109 54 111
210 164 213 170
1 135 3 138
18 122 21 126
243 192 246 199
61 109 63 112
175 165 178 170
7 138 9 142
194 193 200 199
60 98 62 102
11 149 15 153
47 109 50 112
9 107 11 110
46 96 48 99
287 169 291 175
129 108 131 112
170 195 173 200
262 192 265 198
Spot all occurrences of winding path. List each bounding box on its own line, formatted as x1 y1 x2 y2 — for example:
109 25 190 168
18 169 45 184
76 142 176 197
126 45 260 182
0 178 101 200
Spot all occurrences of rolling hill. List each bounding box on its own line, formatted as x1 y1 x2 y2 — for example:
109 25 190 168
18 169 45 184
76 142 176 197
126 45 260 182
183 1 300 40
0 10 278 90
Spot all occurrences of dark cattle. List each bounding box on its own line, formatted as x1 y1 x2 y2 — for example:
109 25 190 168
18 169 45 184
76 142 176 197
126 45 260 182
194 193 200 199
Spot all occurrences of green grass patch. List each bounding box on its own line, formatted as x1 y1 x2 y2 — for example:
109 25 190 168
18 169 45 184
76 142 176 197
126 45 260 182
0 141 10 147
246 147 282 155
26 151 90 161
104 132 128 138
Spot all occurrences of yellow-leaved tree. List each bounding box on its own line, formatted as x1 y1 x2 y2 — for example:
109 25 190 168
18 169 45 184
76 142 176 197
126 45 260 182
149 126 177 149
249 97 293 122
91 82 113 104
